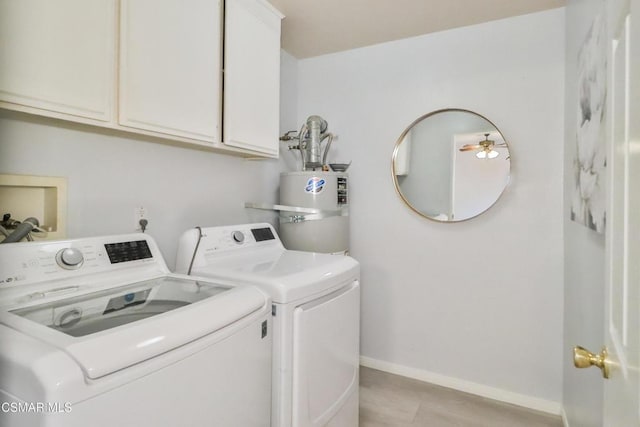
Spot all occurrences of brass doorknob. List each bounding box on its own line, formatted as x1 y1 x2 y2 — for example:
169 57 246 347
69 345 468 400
573 346 610 379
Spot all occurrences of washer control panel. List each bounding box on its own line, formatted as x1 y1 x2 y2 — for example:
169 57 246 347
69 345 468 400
175 223 284 273
0 234 164 289
202 224 280 252
228 227 275 245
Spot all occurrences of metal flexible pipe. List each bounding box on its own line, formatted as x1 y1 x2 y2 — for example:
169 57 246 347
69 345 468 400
1 217 39 244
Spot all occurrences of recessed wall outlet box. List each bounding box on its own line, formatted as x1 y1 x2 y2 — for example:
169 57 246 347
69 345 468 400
0 174 68 242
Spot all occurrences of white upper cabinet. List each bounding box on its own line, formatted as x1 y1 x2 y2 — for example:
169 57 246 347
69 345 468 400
223 0 283 156
119 0 223 142
0 0 282 157
0 0 116 122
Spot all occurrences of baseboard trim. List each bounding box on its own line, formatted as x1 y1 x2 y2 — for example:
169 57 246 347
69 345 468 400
359 356 562 416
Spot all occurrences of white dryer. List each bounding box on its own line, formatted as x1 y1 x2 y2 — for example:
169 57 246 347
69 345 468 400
0 234 272 427
175 223 360 427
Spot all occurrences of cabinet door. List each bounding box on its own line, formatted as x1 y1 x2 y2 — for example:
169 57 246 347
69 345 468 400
0 0 116 121
223 0 282 156
119 0 222 142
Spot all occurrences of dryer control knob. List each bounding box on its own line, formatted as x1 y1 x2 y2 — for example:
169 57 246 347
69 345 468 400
56 248 84 270
232 231 245 244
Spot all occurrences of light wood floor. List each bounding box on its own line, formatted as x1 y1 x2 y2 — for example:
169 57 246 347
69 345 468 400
359 367 563 427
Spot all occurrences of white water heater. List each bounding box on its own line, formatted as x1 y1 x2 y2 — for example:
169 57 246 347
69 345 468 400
245 115 351 253
279 171 349 253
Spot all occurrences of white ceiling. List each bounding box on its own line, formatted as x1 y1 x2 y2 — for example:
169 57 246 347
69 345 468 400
267 0 566 59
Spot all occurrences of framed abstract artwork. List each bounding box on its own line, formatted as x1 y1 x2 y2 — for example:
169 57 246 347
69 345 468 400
571 14 607 233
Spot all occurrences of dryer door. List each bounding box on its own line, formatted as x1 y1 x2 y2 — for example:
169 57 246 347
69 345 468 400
291 280 360 426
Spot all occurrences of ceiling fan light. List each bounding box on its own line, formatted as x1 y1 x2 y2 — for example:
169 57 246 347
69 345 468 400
476 151 487 159
488 150 499 159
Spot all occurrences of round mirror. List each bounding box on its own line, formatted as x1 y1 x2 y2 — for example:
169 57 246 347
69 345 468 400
392 109 511 222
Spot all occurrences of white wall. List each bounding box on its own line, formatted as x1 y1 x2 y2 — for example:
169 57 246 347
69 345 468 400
279 50 302 171
295 9 565 405
280 50 299 141
0 110 282 269
563 1 606 426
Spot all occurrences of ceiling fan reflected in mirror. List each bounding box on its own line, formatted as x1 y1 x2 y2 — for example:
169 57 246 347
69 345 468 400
459 133 507 159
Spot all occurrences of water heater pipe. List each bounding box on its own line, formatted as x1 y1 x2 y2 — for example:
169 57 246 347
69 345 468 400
282 116 334 171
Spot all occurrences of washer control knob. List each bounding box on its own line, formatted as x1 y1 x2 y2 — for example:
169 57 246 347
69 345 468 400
232 231 245 244
56 248 84 270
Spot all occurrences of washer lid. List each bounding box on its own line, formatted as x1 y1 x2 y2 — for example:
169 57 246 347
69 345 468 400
193 248 359 303
2 275 267 379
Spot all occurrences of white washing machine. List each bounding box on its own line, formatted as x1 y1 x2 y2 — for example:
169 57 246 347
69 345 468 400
0 234 272 427
175 223 360 427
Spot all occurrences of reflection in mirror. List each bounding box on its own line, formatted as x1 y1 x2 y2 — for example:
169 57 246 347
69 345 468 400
392 109 510 222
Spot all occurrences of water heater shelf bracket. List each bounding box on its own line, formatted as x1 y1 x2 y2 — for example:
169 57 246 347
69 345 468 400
244 202 348 224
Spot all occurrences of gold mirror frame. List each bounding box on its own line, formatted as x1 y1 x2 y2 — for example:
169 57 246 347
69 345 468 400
391 108 511 222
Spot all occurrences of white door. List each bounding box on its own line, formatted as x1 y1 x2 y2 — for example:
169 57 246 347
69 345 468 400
603 0 639 424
